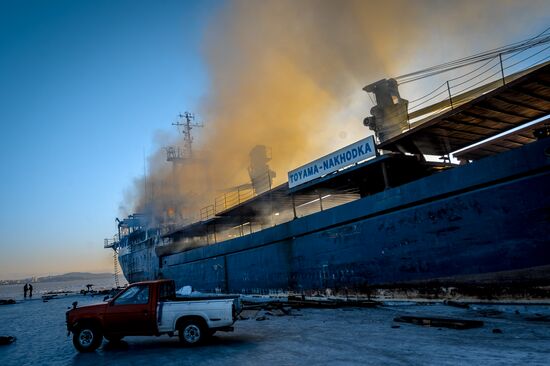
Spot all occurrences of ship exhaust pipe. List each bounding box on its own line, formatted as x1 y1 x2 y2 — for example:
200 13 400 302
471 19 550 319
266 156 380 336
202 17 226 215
363 78 409 142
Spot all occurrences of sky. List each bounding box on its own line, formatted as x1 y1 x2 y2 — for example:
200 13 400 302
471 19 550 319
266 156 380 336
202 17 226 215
0 0 217 279
0 0 548 280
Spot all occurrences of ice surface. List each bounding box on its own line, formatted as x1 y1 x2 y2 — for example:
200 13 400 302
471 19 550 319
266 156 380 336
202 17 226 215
0 277 124 301
1 295 549 366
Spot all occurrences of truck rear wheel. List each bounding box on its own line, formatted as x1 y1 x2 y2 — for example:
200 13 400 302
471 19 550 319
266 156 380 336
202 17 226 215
178 320 205 346
73 324 102 352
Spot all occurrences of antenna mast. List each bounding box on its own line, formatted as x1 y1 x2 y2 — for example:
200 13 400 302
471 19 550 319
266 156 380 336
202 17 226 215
166 111 203 163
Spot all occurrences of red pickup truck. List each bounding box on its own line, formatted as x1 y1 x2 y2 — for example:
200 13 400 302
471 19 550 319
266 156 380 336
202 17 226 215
66 279 241 352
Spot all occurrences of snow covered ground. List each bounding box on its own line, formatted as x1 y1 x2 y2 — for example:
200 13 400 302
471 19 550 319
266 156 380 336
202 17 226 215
1 295 549 366
0 277 125 301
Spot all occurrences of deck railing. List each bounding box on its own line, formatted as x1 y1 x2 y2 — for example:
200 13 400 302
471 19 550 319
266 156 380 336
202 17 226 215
200 171 273 221
382 29 550 127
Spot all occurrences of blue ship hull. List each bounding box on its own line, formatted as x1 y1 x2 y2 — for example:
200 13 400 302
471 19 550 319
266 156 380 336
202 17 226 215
120 138 550 295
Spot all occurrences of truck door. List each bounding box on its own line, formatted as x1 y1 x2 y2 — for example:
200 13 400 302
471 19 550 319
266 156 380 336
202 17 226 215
103 284 155 335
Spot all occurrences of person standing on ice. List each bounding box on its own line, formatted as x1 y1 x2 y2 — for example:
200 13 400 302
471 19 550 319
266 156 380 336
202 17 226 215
23 284 28 298
28 284 33 298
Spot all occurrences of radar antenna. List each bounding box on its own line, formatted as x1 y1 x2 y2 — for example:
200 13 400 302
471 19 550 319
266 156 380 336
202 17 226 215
165 111 203 163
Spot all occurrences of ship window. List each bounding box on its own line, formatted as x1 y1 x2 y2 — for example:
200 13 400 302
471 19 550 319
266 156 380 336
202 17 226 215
114 284 149 305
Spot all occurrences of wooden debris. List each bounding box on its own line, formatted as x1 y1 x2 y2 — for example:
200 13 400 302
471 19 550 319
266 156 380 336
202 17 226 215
443 300 470 309
242 297 379 312
525 314 550 322
476 309 503 317
394 315 484 330
0 336 16 346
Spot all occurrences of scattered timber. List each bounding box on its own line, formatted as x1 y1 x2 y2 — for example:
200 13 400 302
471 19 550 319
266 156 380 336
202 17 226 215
0 336 16 346
394 315 484 329
241 295 379 311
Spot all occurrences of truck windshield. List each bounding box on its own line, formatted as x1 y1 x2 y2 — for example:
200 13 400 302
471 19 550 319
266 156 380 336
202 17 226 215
114 284 149 305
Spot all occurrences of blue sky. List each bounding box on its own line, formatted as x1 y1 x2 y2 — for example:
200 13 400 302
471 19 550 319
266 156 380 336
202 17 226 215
0 0 217 279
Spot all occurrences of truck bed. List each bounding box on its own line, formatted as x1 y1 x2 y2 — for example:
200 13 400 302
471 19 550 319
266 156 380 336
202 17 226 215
157 297 239 333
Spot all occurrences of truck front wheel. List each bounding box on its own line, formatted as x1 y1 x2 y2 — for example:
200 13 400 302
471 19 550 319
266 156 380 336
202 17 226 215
178 320 205 346
72 324 103 352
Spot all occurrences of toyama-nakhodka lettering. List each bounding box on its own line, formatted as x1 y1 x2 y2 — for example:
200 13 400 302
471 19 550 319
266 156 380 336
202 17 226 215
287 135 376 188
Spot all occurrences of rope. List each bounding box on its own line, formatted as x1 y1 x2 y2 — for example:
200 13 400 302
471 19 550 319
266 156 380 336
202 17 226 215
396 27 550 84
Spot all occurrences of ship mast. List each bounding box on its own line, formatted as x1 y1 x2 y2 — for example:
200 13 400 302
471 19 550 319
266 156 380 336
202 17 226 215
166 112 203 163
163 112 203 227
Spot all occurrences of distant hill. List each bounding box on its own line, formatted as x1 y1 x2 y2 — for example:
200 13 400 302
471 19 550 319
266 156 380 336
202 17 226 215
0 272 114 285
36 272 113 283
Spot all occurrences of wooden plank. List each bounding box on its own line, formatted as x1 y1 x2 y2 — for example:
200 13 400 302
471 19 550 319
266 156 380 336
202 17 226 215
492 95 548 113
433 124 489 138
514 85 550 101
471 105 528 123
446 117 505 133
394 316 484 329
480 99 535 119
459 110 517 127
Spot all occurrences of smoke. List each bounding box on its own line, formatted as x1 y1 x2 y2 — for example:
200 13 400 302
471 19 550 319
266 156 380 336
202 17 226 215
127 0 549 225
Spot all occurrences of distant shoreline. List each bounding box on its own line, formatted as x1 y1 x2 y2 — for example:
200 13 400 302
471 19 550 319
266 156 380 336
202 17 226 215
0 272 114 285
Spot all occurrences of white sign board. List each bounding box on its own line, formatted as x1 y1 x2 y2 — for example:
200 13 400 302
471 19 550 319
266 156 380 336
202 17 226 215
288 135 376 189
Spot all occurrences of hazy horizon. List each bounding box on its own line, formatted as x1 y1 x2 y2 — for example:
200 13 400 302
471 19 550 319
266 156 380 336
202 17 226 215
0 270 115 282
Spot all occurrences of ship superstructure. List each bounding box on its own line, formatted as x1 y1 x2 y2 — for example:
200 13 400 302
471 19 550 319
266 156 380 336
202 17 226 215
107 32 550 298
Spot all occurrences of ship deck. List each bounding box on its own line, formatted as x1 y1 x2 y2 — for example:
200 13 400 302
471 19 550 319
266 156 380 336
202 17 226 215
378 62 550 156
162 153 450 245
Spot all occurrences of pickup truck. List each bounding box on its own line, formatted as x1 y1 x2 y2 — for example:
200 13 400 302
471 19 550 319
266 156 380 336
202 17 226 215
66 279 241 352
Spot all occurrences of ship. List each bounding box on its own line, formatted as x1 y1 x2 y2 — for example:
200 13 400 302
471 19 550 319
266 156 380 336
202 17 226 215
105 33 550 299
